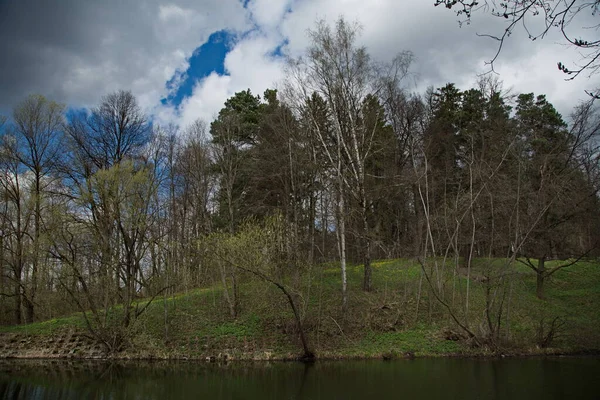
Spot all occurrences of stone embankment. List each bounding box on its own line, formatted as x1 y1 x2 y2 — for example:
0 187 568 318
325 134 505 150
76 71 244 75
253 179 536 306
0 332 105 359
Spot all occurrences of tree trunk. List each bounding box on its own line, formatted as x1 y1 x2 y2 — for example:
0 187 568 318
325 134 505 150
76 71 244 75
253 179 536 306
27 173 42 324
362 204 372 292
309 190 316 266
236 263 314 360
413 184 423 256
231 270 239 318
536 257 546 300
280 284 313 360
13 283 21 325
338 185 348 312
24 297 34 324
0 238 4 324
220 265 236 319
227 185 235 235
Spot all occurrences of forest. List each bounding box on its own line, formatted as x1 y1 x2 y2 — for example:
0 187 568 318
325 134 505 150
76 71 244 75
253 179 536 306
0 18 599 358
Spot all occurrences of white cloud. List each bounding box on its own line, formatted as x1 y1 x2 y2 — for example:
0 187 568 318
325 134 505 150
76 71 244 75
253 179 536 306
248 0 292 30
1 0 593 125
178 73 232 127
172 32 286 128
224 33 286 89
280 0 594 115
493 40 590 118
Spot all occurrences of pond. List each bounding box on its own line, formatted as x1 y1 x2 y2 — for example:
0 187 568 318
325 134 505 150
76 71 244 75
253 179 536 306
1 357 599 399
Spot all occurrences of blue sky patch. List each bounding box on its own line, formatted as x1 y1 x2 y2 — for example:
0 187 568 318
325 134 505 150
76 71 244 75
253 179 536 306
162 30 236 107
269 39 289 58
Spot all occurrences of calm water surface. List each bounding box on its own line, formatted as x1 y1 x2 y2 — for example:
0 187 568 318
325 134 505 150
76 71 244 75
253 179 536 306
1 357 599 399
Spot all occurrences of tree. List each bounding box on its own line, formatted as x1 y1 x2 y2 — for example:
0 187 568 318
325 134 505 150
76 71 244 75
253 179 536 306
413 81 524 345
11 95 65 322
51 160 163 352
65 90 150 301
514 93 599 298
436 0 600 94
246 89 317 284
0 95 64 324
56 91 159 351
67 90 149 170
211 90 262 233
171 121 215 291
287 16 413 293
206 217 314 360
301 91 351 305
0 131 29 325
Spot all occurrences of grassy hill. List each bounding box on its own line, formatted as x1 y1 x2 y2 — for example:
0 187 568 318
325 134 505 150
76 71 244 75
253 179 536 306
1 258 599 360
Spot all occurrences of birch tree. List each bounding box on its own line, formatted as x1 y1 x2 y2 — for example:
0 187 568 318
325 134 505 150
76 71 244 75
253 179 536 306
286 17 413 294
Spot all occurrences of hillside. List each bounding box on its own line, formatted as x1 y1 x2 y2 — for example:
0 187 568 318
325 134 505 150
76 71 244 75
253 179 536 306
1 258 599 360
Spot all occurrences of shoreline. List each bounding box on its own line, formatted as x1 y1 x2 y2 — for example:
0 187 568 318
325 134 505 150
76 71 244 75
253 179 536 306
1 329 598 363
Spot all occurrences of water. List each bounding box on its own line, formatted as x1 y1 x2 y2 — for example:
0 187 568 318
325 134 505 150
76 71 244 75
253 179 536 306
1 357 599 399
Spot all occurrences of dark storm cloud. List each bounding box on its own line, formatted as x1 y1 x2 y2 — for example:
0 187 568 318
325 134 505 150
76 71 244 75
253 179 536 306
0 0 248 115
0 1 121 109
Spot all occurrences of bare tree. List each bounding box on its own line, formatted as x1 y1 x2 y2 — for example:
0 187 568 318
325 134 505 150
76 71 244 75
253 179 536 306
0 131 30 324
436 0 600 94
412 82 522 346
68 90 149 170
12 95 64 322
0 96 64 324
286 17 413 294
55 91 162 351
207 217 314 360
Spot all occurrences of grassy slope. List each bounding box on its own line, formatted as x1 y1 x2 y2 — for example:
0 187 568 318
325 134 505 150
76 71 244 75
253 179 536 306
2 258 599 359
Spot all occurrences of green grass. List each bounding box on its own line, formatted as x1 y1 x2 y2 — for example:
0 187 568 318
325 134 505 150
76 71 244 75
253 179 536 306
2 257 599 359
360 328 464 355
0 313 86 335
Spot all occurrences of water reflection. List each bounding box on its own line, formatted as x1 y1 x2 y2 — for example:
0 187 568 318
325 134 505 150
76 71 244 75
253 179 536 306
1 357 599 400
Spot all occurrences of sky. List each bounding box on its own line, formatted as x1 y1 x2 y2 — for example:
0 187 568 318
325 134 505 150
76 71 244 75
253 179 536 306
0 0 596 128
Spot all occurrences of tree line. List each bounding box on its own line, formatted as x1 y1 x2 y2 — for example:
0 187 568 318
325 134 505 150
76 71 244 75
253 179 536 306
0 17 599 351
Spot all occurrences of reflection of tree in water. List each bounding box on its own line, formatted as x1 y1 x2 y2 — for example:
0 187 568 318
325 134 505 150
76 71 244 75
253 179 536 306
96 362 125 383
0 360 307 399
0 380 23 400
294 361 314 400
0 359 120 399
1 359 600 399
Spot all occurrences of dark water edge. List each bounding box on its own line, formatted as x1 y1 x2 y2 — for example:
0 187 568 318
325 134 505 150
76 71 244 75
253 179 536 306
1 357 599 400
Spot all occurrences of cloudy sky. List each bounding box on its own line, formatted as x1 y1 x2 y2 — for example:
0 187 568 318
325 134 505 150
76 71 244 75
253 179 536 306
0 0 595 127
